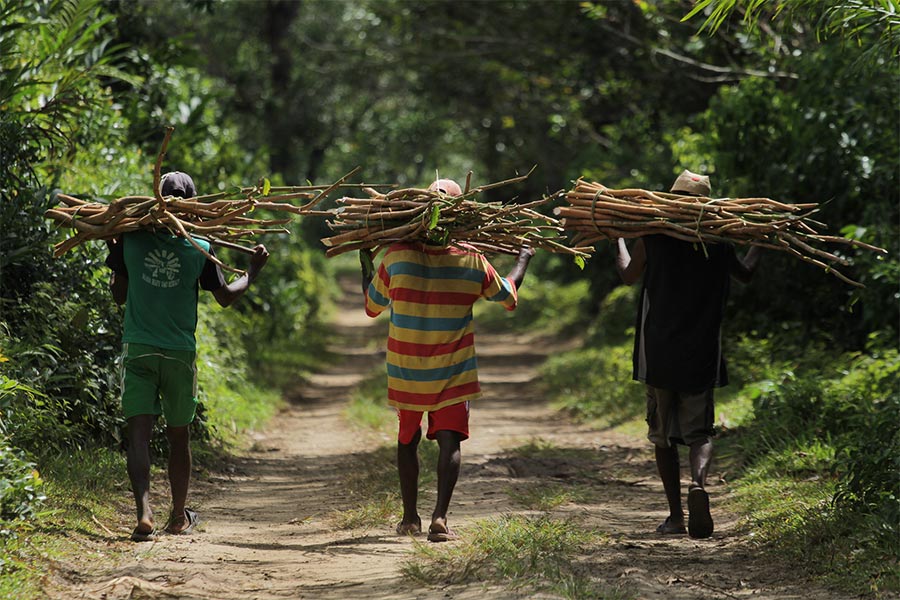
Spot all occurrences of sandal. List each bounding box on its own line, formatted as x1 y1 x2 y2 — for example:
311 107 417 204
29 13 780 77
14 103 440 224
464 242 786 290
655 516 686 534
396 517 422 536
130 526 158 542
688 487 714 539
427 522 458 543
164 508 200 535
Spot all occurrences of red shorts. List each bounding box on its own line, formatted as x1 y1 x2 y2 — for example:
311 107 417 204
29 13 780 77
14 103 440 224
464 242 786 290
397 402 469 445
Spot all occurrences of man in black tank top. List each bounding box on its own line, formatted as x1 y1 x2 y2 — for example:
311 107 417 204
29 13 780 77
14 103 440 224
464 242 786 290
615 170 761 539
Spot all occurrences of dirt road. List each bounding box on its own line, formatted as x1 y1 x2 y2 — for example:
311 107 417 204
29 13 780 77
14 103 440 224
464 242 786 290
51 278 838 600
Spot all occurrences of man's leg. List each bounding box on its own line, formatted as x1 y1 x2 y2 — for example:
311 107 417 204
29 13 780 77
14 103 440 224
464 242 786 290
164 424 192 533
397 427 422 531
647 386 685 533
655 444 685 529
688 438 712 490
687 438 714 538
126 414 156 536
683 388 715 538
430 430 462 537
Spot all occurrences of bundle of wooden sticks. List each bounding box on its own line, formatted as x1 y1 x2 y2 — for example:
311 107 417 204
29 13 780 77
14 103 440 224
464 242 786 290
44 130 374 273
322 170 591 259
558 179 887 286
45 171 363 273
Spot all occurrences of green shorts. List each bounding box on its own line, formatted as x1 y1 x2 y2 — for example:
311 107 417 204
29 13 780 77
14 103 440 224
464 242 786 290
120 343 198 427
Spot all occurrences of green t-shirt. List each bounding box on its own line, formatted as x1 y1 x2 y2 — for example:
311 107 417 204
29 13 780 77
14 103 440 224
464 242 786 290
114 231 217 351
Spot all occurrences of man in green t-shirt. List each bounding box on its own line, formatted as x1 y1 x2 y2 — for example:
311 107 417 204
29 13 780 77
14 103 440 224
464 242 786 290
106 171 269 541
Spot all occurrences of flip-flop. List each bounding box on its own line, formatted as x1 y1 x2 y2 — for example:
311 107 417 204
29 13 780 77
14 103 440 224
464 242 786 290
655 516 686 534
130 527 158 542
396 517 422 536
426 525 458 543
165 508 200 535
688 487 714 539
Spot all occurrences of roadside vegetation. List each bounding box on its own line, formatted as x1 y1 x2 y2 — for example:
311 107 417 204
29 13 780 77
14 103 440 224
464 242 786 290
403 515 629 600
541 298 899 597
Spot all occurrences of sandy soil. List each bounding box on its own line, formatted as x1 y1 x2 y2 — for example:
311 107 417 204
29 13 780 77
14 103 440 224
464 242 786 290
46 278 843 600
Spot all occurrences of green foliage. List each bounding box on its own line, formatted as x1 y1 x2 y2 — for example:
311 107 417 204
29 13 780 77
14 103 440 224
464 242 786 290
475 252 592 334
684 43 899 347
541 344 644 427
539 284 642 426
830 347 900 550
718 334 900 594
0 274 124 455
684 0 900 67
0 445 44 522
194 306 285 451
239 246 334 389
344 369 393 432
586 285 637 345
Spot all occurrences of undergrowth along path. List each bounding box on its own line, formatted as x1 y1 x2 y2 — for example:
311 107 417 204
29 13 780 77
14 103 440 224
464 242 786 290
50 276 842 600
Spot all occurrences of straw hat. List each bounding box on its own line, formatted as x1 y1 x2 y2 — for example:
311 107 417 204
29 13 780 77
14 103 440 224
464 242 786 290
670 169 711 197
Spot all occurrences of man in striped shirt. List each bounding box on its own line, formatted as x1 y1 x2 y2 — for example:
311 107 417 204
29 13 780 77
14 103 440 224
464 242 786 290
362 178 534 542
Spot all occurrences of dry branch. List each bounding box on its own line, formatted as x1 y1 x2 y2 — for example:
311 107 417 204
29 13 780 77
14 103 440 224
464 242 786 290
44 130 389 273
321 170 592 259
559 179 887 287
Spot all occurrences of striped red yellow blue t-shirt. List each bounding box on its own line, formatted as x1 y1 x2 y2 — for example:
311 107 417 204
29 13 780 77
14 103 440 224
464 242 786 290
365 242 518 411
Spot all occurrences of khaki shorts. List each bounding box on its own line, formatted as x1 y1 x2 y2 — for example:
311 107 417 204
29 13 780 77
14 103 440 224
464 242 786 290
120 343 198 427
646 385 714 448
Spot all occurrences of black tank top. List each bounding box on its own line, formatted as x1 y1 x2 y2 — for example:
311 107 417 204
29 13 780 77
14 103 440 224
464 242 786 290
633 235 737 392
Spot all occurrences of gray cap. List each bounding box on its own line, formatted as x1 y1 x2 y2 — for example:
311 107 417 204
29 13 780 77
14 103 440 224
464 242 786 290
160 171 197 199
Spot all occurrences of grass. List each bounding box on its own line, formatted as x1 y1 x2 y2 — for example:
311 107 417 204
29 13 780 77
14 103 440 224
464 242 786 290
335 360 445 531
502 440 605 510
0 448 129 600
717 433 900 597
329 492 400 530
201 379 285 450
539 341 645 429
343 368 394 433
329 442 440 530
402 514 630 600
508 482 591 511
0 347 290 599
538 303 900 598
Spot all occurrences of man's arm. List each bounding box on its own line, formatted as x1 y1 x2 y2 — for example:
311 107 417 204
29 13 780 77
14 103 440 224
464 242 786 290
615 238 646 285
360 248 375 295
505 247 535 289
731 245 761 284
211 245 269 307
110 272 128 305
106 237 128 305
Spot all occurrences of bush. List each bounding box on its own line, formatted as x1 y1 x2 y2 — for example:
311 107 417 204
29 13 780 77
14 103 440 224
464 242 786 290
0 445 44 522
723 335 899 594
540 342 643 427
538 284 642 426
830 347 900 550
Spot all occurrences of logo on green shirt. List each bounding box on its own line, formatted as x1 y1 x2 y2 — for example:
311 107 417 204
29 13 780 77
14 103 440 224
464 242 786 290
142 249 181 288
